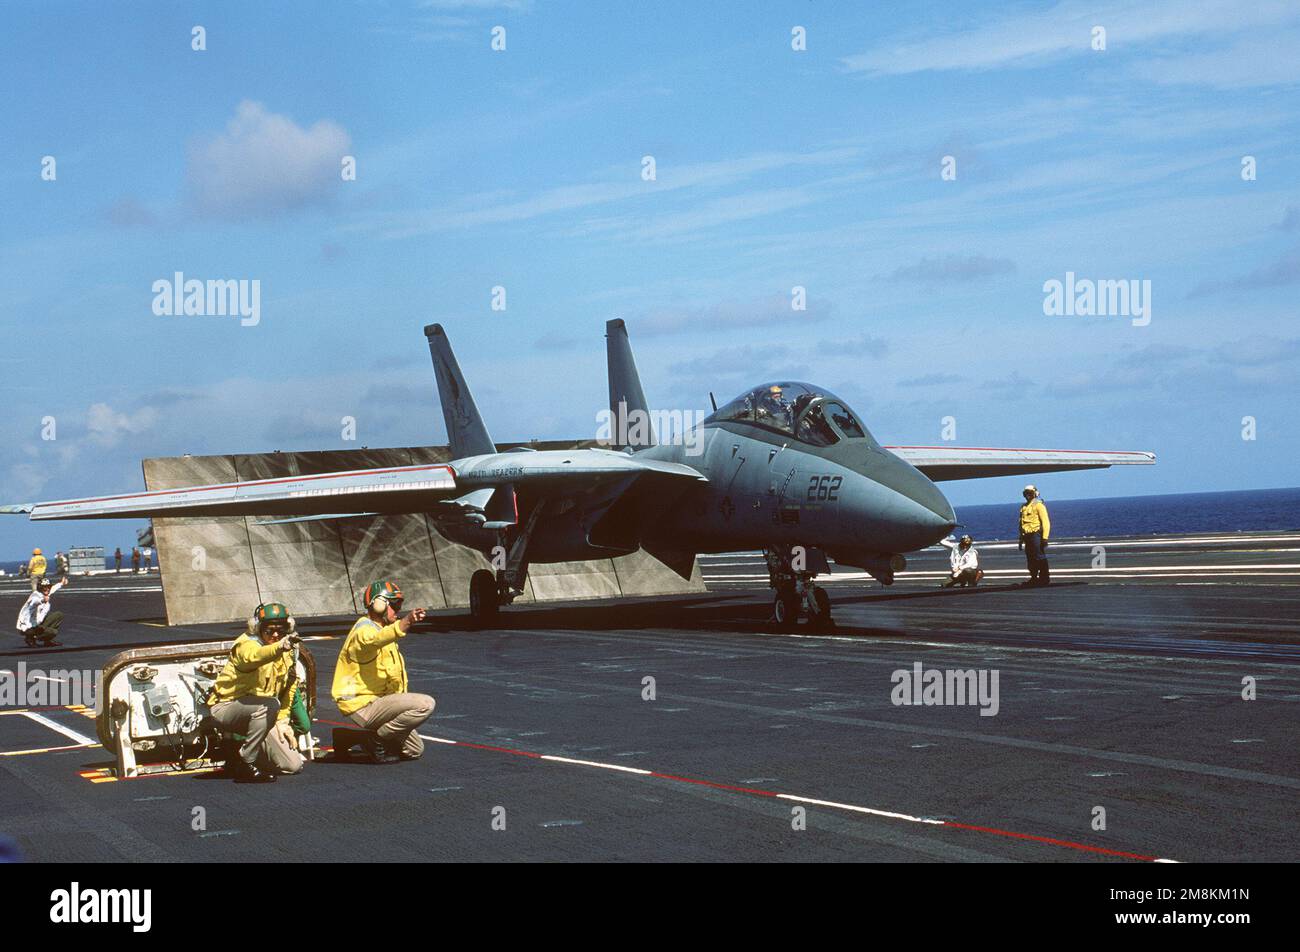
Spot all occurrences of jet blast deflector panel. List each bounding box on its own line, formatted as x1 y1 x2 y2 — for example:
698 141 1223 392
145 443 704 626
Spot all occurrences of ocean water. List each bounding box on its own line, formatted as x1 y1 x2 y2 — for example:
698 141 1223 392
952 487 1300 543
3 488 1298 575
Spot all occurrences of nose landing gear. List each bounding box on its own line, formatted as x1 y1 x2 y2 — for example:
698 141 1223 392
764 545 835 631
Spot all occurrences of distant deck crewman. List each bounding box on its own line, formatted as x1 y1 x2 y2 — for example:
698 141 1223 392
17 576 67 647
939 534 981 587
332 581 432 764
1018 485 1051 587
27 548 46 592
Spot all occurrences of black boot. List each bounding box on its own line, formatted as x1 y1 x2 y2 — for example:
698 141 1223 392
231 760 276 783
364 735 402 765
333 727 399 764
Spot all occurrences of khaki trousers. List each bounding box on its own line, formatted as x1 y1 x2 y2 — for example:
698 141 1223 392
211 696 304 774
349 693 435 759
263 723 305 775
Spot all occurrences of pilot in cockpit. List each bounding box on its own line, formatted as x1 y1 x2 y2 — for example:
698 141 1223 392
796 400 839 446
757 384 790 429
791 392 815 421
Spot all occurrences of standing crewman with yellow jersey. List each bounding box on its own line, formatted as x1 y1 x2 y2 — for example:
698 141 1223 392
27 549 47 592
208 602 306 783
1018 485 1052 587
332 580 432 764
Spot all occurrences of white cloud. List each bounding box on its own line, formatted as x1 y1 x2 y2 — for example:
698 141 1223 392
372 146 865 240
887 254 1015 284
187 101 351 218
841 0 1298 78
1129 29 1300 88
86 403 159 447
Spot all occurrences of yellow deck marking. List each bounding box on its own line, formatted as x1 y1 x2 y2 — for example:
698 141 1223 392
78 764 223 784
1 742 98 757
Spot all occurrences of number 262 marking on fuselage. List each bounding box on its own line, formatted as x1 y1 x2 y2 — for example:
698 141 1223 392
807 475 842 502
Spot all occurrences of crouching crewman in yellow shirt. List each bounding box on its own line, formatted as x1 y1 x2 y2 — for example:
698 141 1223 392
208 602 305 783
332 580 431 764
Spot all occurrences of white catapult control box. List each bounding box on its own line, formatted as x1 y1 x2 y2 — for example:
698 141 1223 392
96 641 318 778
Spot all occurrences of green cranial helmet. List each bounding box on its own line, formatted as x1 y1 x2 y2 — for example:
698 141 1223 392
249 602 294 637
363 580 403 614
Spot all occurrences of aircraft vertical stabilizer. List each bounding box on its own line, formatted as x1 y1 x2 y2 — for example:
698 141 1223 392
425 324 496 458
605 318 656 448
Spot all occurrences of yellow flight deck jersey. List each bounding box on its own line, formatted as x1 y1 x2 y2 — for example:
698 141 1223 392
1019 498 1051 539
207 634 296 722
29 554 47 577
332 617 409 715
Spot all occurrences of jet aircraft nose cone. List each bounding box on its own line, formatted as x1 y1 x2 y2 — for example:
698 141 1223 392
921 491 957 533
847 447 957 550
899 489 957 548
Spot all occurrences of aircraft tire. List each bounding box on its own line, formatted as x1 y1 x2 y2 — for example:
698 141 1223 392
469 569 499 624
811 587 834 630
772 589 800 630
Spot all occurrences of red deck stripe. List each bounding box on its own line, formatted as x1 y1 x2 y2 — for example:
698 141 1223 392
310 718 1167 861
943 821 1159 861
648 772 780 797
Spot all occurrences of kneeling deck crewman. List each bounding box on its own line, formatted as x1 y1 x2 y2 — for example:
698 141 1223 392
17 576 67 646
208 602 305 783
939 534 981 588
332 580 431 764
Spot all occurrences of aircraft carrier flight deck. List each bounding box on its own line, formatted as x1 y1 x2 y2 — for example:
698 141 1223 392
2 529 1297 863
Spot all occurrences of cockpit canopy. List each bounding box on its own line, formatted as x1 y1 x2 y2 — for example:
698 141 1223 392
704 382 876 447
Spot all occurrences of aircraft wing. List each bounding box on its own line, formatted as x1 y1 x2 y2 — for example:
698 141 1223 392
6 451 706 523
9 464 460 521
886 446 1155 482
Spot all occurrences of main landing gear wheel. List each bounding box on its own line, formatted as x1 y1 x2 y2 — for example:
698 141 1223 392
772 589 800 630
469 569 499 625
809 586 835 631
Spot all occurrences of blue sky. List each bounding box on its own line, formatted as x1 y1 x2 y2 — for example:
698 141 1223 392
2 0 1298 558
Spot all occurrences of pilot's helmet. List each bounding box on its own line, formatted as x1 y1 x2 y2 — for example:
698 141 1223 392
959 534 973 547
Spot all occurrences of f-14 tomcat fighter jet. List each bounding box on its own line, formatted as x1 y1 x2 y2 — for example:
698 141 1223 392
4 321 1153 628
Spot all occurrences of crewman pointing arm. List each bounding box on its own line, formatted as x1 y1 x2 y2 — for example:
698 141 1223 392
208 602 305 783
332 581 433 764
